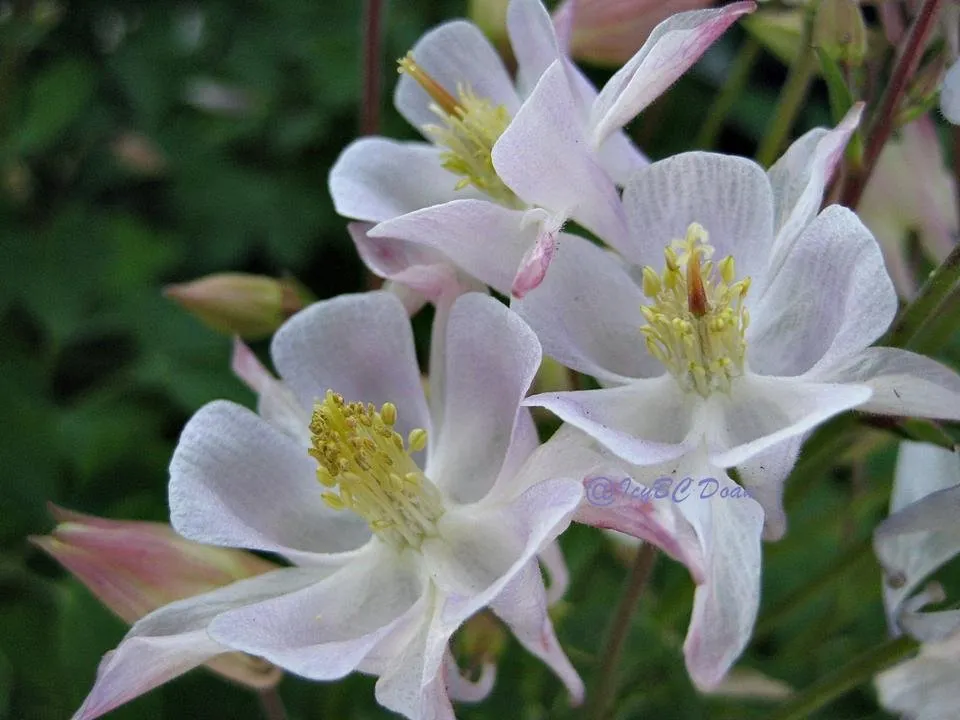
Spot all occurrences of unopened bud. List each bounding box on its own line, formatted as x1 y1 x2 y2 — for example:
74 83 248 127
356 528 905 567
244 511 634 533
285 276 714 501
813 0 867 65
164 272 306 340
30 504 282 689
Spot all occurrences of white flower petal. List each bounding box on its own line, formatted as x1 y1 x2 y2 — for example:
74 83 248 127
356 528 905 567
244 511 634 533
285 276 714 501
875 442 960 635
209 545 427 680
230 338 311 446
876 632 960 719
445 650 496 702
427 294 542 504
734 434 804 541
749 206 897 377
169 401 369 557
681 471 764 690
621 151 775 281
705 374 871 468
512 233 661 383
329 138 474 223
525 379 697 466
73 568 320 720
423 477 583 624
369 199 535 297
940 58 960 125
492 61 631 252
271 291 431 441
588 3 754 147
507 0 562 98
765 104 863 276
489 560 584 704
817 347 960 421
395 20 520 132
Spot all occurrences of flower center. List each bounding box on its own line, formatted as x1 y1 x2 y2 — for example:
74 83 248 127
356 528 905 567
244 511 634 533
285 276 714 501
308 390 445 550
639 223 751 397
398 53 521 208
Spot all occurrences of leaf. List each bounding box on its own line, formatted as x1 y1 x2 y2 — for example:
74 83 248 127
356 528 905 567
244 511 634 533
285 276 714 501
15 59 95 154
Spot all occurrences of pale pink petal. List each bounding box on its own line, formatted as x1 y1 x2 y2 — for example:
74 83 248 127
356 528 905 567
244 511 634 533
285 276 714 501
512 232 662 383
270 291 431 441
815 347 960 421
539 540 570 606
492 61 631 253
395 20 520 132
525 378 697 466
169 400 370 558
73 568 321 720
621 150 774 280
734 434 804 541
489 560 584 703
703 374 872 468
209 545 427 680
748 206 897 377
426 294 541 504
347 222 482 305
445 650 496 702
369 199 535 297
588 2 755 147
230 338 310 446
329 138 476 223
511 224 558 298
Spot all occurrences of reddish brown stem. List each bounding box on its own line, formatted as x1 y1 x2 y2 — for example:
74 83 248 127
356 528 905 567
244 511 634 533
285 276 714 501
360 0 384 136
840 0 944 209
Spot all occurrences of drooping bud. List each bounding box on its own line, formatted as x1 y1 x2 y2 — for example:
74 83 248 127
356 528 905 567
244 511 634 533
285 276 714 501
30 504 282 689
813 0 867 66
164 272 306 340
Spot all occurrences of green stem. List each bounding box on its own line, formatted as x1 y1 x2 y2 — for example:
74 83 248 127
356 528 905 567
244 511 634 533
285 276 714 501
762 635 919 720
756 8 817 167
586 543 658 720
880 243 960 350
754 537 873 638
696 36 761 149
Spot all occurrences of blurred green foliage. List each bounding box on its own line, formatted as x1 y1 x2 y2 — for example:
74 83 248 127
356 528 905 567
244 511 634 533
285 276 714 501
2 1 959 719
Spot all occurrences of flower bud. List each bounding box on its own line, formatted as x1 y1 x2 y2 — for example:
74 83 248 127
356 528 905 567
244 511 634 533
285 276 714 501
30 505 282 689
813 0 867 66
164 272 306 340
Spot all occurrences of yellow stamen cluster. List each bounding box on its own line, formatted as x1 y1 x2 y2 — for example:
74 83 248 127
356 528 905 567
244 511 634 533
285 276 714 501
640 223 751 397
398 53 521 209
308 390 444 550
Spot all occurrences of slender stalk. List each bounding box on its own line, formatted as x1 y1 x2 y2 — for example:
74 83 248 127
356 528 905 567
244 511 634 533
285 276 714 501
360 0 385 136
696 36 761 149
756 7 817 167
840 0 944 208
762 635 919 720
258 687 287 720
586 543 658 720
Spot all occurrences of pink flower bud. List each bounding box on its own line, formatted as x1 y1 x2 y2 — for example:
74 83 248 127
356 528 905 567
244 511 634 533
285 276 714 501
30 504 282 689
164 272 306 340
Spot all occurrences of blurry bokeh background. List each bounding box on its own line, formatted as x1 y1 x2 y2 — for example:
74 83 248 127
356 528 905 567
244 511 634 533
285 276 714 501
1 1 953 718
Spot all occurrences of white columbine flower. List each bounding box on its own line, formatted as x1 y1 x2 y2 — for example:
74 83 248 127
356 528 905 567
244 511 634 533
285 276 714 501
74 291 585 720
334 0 755 297
873 441 960 719
874 441 960 642
514 106 960 539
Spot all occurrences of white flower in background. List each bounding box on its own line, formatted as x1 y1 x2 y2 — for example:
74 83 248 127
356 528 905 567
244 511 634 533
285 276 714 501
873 441 960 720
334 0 755 297
514 106 960 540
537 424 764 690
74 291 585 720
874 441 960 642
875 630 960 720
859 116 958 297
